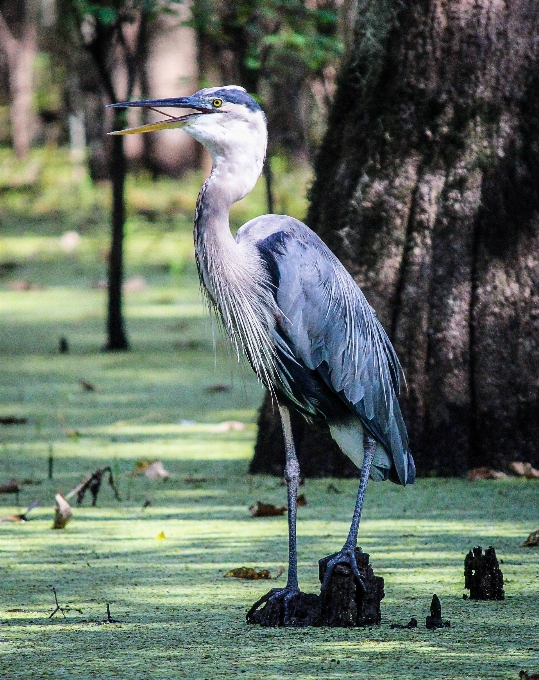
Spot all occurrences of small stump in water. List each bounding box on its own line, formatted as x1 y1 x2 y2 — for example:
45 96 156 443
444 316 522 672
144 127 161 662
464 546 505 600
246 591 321 626
247 549 384 627
319 549 384 627
425 594 450 629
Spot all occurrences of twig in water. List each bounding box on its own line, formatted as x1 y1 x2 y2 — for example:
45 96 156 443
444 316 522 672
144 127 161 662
48 586 66 619
102 603 121 624
66 466 121 506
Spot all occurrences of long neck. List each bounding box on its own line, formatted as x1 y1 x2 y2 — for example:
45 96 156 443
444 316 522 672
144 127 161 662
193 150 278 388
194 150 263 301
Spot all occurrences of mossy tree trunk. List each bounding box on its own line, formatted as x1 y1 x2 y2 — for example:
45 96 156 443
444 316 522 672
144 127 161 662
252 0 539 477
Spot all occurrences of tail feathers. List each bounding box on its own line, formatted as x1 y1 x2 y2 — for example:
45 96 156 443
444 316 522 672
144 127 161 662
388 449 416 485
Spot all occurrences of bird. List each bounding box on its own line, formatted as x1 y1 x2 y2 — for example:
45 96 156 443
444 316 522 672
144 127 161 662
109 85 415 622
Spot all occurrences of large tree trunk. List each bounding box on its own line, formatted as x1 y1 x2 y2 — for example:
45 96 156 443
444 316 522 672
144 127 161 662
0 1 38 158
251 0 539 477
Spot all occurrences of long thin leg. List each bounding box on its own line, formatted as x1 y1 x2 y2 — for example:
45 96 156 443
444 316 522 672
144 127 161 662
343 434 376 550
320 433 376 593
278 403 300 591
246 403 301 622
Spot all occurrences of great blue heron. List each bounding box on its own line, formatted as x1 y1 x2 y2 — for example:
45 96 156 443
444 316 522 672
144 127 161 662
109 86 415 622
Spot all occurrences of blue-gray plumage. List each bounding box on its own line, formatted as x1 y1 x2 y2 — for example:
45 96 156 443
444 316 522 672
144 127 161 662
109 85 415 621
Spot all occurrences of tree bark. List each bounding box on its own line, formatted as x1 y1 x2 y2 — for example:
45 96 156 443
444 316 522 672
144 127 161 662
0 1 38 158
252 0 539 477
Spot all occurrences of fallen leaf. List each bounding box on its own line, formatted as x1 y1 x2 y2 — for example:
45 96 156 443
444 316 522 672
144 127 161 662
523 529 539 547
508 461 539 479
0 478 20 494
0 260 19 277
156 531 166 540
467 467 508 480
184 476 208 484
53 494 72 529
223 567 272 580
0 500 39 522
297 494 307 507
0 416 27 425
144 461 170 480
205 384 231 393
249 501 286 517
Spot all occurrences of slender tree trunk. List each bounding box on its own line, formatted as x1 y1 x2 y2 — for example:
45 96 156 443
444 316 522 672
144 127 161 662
252 0 539 477
0 2 38 158
104 112 129 351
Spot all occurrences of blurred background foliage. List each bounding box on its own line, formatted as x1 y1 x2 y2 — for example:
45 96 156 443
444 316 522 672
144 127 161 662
0 0 344 349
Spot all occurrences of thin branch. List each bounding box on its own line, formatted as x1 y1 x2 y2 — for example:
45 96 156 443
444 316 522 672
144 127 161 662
48 586 66 619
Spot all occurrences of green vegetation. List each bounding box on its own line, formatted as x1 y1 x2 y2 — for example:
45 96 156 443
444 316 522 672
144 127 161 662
1 151 538 679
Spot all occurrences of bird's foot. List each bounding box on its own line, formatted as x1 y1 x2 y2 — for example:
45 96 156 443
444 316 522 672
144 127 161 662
247 586 305 626
319 545 366 599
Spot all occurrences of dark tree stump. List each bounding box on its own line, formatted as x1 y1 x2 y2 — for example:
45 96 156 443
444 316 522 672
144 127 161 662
247 591 321 627
318 549 384 627
247 550 384 627
425 594 450 629
464 546 505 600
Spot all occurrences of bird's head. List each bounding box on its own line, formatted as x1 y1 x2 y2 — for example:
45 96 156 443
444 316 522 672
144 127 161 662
108 85 267 169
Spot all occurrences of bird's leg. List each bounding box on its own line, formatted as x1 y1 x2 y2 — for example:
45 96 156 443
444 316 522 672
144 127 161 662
246 403 301 624
320 433 376 597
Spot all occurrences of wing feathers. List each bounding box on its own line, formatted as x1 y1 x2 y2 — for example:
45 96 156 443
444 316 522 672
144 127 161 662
249 217 413 485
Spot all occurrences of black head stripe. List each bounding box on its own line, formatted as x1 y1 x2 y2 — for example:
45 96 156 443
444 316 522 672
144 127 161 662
210 87 262 112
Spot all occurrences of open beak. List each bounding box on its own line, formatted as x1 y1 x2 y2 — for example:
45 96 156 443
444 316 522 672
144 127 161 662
107 96 211 135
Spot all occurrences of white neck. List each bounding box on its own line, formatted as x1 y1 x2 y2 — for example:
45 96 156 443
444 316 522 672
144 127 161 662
193 121 266 296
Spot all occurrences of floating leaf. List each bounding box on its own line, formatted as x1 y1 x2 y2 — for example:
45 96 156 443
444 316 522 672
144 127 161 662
249 501 286 517
523 529 539 547
184 476 207 484
205 384 231 393
508 462 539 479
0 500 39 523
144 461 170 480
0 478 20 494
467 467 507 480
223 567 272 580
0 416 27 425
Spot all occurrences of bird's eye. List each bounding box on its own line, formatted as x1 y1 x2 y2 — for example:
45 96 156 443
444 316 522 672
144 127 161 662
212 98 223 108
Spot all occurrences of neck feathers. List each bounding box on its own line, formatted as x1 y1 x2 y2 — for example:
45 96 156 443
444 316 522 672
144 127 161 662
193 161 278 391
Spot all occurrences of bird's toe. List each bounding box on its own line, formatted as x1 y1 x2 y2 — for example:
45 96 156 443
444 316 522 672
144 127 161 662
246 586 304 625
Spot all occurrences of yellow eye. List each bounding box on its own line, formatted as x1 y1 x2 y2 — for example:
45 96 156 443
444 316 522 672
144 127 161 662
212 98 223 108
